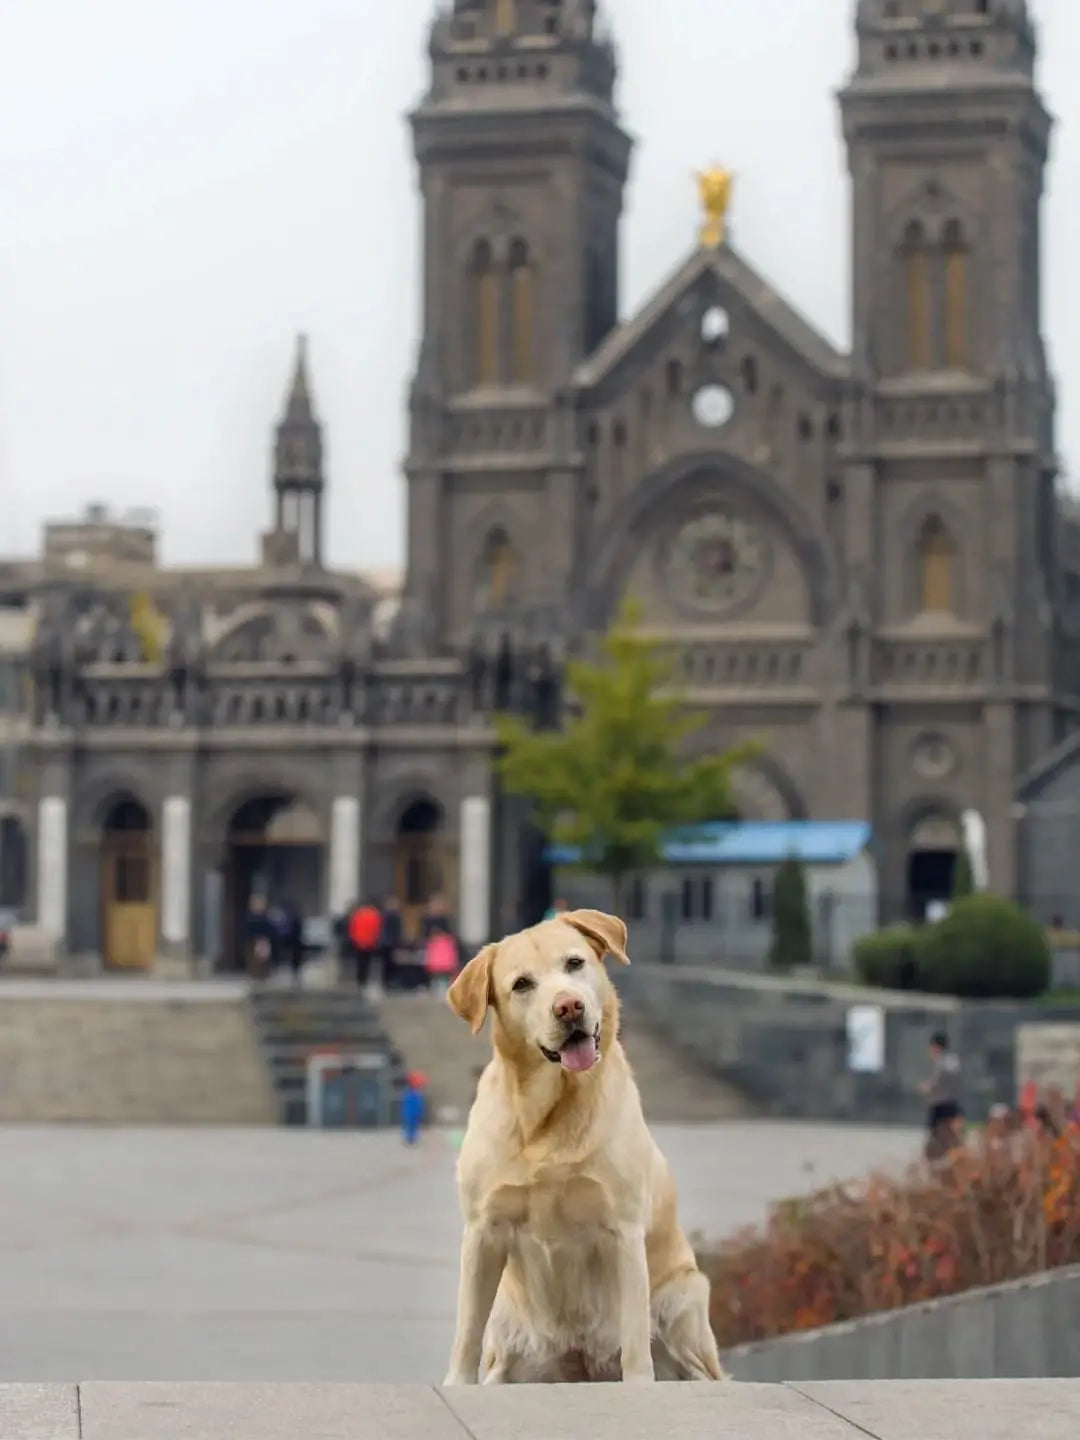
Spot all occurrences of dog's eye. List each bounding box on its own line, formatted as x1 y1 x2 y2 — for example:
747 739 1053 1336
565 956 585 973
511 975 535 994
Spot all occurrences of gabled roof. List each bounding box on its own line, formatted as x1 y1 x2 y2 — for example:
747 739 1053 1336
548 820 872 868
573 243 848 392
1017 729 1080 802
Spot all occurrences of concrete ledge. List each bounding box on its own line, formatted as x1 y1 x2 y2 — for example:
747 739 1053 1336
4 1381 1079 1439
722 1264 1080 1382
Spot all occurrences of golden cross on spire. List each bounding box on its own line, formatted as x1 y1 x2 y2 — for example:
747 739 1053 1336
696 165 733 250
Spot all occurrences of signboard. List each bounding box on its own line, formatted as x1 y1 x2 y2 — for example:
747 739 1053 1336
846 1004 885 1074
306 1052 392 1129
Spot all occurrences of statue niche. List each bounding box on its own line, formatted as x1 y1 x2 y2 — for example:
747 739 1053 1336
476 527 518 614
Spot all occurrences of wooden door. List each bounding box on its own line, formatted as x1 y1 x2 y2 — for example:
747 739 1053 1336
103 838 157 969
395 838 456 943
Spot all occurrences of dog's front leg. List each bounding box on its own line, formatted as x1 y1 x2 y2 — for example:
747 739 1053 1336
444 1223 507 1386
616 1225 655 1383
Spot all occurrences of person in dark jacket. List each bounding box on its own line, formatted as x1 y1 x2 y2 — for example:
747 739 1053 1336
242 893 276 980
379 895 405 991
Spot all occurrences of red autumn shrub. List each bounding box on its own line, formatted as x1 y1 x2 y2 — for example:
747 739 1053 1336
700 1128 1080 1348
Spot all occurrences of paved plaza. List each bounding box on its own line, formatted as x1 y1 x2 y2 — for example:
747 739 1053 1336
0 1121 921 1384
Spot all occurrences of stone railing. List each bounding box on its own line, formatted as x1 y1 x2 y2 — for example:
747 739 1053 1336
870 636 985 689
671 637 816 691
444 406 548 457
8 1380 1074 1437
51 666 470 731
875 392 990 446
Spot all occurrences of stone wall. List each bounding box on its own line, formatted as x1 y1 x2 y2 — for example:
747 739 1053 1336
722 1265 1080 1381
615 964 1080 1123
0 983 275 1124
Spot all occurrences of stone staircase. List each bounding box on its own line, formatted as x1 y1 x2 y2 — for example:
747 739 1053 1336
373 990 485 1123
249 987 408 1127
372 989 754 1125
618 1012 755 1122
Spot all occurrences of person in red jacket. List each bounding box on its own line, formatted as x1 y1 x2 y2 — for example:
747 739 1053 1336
348 900 383 989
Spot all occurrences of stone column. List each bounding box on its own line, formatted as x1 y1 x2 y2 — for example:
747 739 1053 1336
161 796 192 948
459 795 492 951
329 796 361 918
37 795 67 944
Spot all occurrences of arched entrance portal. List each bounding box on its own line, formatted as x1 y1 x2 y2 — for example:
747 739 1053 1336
395 798 451 942
102 797 156 969
907 812 960 920
225 795 324 970
0 814 27 912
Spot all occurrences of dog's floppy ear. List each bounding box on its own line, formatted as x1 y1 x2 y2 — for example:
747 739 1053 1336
563 909 630 966
447 943 498 1033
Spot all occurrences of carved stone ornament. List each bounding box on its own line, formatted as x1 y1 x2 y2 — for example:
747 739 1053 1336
661 507 770 617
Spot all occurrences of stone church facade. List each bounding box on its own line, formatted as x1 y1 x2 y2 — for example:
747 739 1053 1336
4 0 1080 968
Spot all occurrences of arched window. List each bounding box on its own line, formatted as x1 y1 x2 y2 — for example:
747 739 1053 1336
919 516 954 614
508 238 535 384
469 239 499 386
942 219 969 369
902 220 932 370
478 527 518 611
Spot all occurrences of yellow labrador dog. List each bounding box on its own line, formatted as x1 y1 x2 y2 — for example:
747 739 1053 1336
443 908 724 1385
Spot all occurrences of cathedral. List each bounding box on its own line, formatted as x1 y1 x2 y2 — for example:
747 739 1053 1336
3 0 1080 969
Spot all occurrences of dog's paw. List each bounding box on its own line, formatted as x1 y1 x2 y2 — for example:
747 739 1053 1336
442 1370 478 1386
621 1368 656 1384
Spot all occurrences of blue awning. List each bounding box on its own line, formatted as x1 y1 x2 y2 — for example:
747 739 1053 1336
547 821 872 868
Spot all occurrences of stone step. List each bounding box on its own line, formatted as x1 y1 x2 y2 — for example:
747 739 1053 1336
15 1379 1077 1438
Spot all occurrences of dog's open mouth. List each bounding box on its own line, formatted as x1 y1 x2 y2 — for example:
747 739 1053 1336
540 1026 601 1074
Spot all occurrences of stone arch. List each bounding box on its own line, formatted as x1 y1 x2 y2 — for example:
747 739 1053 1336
203 765 328 846
211 604 334 664
74 768 160 836
731 756 808 822
587 452 839 629
377 773 456 839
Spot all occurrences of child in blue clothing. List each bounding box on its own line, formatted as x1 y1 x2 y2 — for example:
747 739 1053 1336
401 1073 426 1145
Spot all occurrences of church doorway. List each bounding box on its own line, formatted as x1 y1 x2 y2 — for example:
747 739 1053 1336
0 813 27 913
101 797 157 970
906 813 960 921
224 794 324 970
394 798 452 943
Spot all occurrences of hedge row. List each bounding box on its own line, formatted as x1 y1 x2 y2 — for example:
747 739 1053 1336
853 894 1051 999
701 1126 1080 1348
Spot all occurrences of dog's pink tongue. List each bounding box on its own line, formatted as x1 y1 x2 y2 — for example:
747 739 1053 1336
560 1035 599 1073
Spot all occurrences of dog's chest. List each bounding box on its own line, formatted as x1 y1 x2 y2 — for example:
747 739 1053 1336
484 1166 614 1239
483 1170 621 1343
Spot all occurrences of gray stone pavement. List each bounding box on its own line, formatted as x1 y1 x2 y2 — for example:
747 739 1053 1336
0 1121 920 1384
5 1381 1080 1439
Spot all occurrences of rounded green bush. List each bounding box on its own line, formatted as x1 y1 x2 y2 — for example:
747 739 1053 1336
917 894 1051 999
853 926 923 990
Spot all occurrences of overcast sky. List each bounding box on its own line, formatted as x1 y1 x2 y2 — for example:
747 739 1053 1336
0 0 1075 571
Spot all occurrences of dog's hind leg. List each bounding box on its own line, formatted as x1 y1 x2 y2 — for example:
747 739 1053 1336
651 1270 727 1381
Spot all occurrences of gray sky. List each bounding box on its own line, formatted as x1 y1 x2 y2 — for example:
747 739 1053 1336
1 0 1075 571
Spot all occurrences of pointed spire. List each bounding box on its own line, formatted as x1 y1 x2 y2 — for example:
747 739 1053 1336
270 333 325 567
284 333 315 424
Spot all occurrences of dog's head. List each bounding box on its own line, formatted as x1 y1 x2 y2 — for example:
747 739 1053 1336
447 909 630 1076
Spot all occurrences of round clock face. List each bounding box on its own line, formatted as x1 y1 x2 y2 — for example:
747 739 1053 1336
664 509 768 614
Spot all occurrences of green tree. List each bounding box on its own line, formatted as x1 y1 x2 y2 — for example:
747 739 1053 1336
769 855 813 972
495 598 758 910
951 847 975 900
